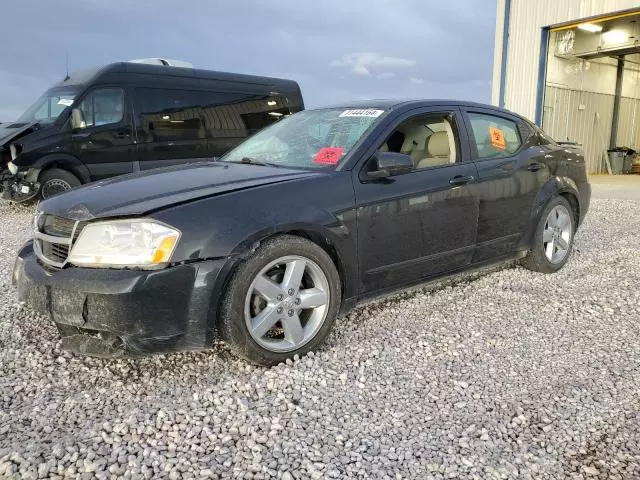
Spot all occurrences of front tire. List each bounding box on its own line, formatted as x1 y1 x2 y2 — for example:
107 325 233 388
521 196 575 273
219 235 341 365
39 168 81 199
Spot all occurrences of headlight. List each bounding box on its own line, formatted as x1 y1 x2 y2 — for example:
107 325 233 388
7 161 18 175
68 219 180 268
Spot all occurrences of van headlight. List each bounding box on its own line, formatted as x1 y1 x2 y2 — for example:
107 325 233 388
68 219 180 268
7 161 18 175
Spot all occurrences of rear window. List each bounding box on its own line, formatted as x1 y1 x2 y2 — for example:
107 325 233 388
468 113 522 159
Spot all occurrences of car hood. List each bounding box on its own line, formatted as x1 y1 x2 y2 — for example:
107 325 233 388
40 162 324 220
0 121 40 148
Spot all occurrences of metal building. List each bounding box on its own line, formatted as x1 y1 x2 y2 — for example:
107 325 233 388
492 1 640 173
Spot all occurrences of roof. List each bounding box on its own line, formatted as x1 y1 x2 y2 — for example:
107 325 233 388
318 99 522 117
54 62 299 89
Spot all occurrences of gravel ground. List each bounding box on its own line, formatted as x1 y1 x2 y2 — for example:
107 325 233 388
1 198 640 480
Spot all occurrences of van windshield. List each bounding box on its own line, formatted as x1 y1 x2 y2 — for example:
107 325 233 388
17 87 81 125
220 108 386 169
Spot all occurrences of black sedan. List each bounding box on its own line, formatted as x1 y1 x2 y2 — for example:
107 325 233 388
13 100 591 365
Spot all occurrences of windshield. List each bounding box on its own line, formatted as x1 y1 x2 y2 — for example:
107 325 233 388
220 108 386 169
17 86 81 125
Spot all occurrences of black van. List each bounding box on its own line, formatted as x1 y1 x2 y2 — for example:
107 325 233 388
0 59 304 201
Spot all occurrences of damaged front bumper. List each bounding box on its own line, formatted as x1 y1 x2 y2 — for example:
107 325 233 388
13 240 228 357
1 168 40 202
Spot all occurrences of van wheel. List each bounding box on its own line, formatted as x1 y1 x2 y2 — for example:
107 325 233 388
219 235 341 366
39 169 81 199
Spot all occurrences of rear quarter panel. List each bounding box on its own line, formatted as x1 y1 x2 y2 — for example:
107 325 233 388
518 143 590 250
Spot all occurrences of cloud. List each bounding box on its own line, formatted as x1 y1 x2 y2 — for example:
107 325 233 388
0 0 497 114
410 76 425 84
353 65 372 76
330 53 416 76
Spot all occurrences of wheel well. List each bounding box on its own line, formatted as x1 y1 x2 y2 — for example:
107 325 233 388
36 162 86 184
285 230 346 298
210 230 347 344
559 192 580 226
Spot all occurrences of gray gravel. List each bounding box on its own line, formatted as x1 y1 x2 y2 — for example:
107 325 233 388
1 198 640 480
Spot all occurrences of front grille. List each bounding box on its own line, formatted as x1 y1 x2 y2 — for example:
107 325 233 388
42 215 75 237
41 242 69 263
34 214 86 268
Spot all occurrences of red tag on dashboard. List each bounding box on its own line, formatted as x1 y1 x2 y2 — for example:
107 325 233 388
313 147 344 165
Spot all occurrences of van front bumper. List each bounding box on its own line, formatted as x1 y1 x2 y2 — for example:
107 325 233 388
1 168 40 202
13 240 227 357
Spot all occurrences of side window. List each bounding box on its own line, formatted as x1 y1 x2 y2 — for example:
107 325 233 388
199 91 292 138
468 113 521 159
377 113 458 169
78 88 124 128
136 88 203 142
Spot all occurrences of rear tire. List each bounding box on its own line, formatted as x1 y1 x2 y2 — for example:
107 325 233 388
39 168 81 199
219 235 341 366
521 196 575 273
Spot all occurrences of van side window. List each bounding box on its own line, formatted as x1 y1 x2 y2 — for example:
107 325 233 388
136 88 203 142
198 91 291 139
78 88 124 128
468 113 521 159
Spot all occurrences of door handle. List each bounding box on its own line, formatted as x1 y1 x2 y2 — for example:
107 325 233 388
73 132 92 140
527 162 543 172
114 131 131 139
449 175 475 186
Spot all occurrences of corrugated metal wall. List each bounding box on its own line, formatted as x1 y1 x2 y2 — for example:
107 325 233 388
543 86 614 173
543 85 640 173
616 95 640 147
493 0 640 119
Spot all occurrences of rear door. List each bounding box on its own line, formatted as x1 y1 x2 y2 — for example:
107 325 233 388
353 107 479 295
461 108 551 262
134 87 208 170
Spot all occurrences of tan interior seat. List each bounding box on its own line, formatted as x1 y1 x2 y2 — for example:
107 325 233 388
416 120 457 169
378 118 457 169
416 130 456 169
399 123 430 164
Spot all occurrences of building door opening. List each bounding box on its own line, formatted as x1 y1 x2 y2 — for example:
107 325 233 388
542 11 640 174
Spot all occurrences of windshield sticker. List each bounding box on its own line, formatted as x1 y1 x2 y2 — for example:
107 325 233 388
339 109 384 118
313 147 344 165
57 98 74 106
489 126 506 150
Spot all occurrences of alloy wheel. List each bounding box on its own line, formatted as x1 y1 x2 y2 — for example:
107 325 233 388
543 205 573 264
244 255 330 353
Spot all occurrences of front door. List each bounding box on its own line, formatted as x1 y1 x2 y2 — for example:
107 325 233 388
71 87 137 181
354 109 479 295
462 109 551 262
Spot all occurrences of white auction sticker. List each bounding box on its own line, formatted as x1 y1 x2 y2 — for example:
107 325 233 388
57 98 74 106
339 109 384 118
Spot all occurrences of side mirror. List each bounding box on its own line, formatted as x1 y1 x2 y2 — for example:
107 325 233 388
71 108 86 130
368 151 413 179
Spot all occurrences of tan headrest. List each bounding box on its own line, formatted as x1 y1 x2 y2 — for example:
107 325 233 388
400 123 429 153
427 131 450 157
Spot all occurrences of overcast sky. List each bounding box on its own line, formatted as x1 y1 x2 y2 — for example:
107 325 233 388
0 0 496 121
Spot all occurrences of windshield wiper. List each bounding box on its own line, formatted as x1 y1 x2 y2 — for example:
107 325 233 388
237 157 281 168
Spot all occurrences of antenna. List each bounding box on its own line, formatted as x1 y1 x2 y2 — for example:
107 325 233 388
64 53 70 81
